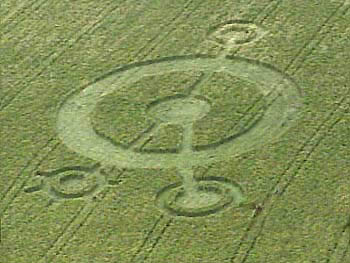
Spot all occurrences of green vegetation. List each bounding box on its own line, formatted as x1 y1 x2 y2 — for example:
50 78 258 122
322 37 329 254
91 71 201 148
1 0 350 262
192 71 265 148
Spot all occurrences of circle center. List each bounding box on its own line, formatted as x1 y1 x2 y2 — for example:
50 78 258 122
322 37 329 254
176 190 221 209
148 97 210 124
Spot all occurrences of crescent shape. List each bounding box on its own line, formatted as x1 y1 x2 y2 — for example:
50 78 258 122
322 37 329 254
57 55 301 169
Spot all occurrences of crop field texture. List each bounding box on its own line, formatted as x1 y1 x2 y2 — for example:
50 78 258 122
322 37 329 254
1 0 350 262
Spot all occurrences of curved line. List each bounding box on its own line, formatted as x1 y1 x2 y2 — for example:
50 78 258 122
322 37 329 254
0 138 59 219
232 3 350 262
36 163 100 177
91 122 133 150
57 55 299 167
43 2 205 262
226 55 303 96
0 0 143 216
40 169 124 262
236 95 349 263
135 169 215 262
1 0 199 243
2 2 284 263
145 93 188 110
193 93 268 151
50 183 99 199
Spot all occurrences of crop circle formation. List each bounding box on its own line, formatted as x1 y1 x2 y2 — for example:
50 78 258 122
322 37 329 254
56 33 301 217
57 55 300 169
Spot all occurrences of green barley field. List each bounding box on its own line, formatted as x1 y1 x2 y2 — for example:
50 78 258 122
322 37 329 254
1 0 350 262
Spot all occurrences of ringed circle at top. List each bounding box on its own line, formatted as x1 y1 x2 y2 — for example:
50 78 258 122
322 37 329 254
209 20 267 47
57 55 301 169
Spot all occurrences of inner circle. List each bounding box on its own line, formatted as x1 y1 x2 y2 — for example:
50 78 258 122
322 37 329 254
156 177 244 217
51 172 98 199
147 97 211 125
175 186 221 209
60 173 85 187
57 56 301 168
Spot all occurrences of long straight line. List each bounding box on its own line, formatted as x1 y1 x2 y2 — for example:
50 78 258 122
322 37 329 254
286 1 349 75
40 178 121 262
230 1 350 262
233 2 350 262
0 0 140 212
14 1 204 262
131 1 283 262
0 0 131 112
0 139 60 219
0 0 195 220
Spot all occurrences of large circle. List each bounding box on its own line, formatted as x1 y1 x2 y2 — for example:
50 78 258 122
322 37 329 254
57 55 301 169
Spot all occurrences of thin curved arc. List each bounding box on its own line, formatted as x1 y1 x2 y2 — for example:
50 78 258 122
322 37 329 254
156 177 245 217
57 56 300 168
193 91 269 152
234 95 350 262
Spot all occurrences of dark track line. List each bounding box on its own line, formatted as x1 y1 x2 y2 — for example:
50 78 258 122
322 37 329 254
135 1 284 262
286 1 349 75
2 1 288 262
41 168 125 262
1 0 194 239
128 1 209 260
133 0 195 60
44 187 112 262
0 0 137 213
341 230 350 262
130 214 165 262
24 199 56 225
0 0 129 112
256 0 283 24
0 138 60 218
231 2 350 262
134 1 282 262
40 203 86 263
132 165 212 262
0 136 55 201
143 218 174 262
325 215 350 262
239 103 348 263
8 1 205 261
326 228 348 263
234 88 349 262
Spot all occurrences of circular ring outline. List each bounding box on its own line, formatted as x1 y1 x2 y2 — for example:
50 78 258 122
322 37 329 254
50 172 99 199
155 176 245 217
57 55 301 169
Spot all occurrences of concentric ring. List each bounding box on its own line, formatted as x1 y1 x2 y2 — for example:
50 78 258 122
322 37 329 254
155 177 245 217
57 55 301 168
